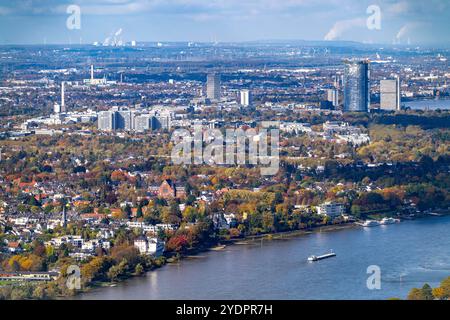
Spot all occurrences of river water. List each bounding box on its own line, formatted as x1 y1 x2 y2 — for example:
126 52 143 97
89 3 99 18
78 216 450 300
404 98 450 110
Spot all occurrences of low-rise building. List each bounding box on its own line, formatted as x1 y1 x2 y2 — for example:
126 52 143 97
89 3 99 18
158 180 186 200
0 271 59 282
317 202 345 218
134 236 165 257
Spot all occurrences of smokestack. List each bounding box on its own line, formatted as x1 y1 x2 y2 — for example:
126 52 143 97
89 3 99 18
61 81 65 112
91 65 94 80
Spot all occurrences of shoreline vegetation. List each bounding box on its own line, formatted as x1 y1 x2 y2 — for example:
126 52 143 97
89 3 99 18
69 214 447 299
1 213 449 300
71 222 359 298
405 276 450 300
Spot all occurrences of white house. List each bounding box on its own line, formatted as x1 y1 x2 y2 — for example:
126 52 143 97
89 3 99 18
134 236 165 256
317 202 344 218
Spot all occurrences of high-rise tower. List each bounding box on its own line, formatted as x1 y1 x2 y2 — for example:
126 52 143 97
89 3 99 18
240 89 252 107
206 73 221 101
344 60 370 112
380 77 401 111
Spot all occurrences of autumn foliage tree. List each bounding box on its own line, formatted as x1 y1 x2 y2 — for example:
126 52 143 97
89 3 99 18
165 234 189 253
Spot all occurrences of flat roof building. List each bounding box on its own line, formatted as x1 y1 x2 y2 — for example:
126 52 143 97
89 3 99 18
380 78 401 111
207 73 221 101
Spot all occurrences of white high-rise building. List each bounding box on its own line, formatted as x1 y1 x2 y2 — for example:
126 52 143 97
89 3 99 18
117 110 132 130
134 114 152 132
206 73 221 101
97 108 174 132
152 114 171 130
327 89 339 107
98 111 116 131
380 78 401 111
240 89 252 107
54 82 66 114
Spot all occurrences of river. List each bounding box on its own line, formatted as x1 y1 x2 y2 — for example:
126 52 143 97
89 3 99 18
404 98 450 110
77 216 450 300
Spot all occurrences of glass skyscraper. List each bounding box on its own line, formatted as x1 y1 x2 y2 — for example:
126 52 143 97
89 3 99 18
343 60 370 112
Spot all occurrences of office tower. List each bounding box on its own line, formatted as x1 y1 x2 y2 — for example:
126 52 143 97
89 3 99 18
90 65 94 81
134 114 152 132
98 111 116 131
380 78 401 111
344 60 370 112
327 89 339 107
240 89 252 107
206 73 221 101
152 115 171 130
97 108 173 132
117 110 132 130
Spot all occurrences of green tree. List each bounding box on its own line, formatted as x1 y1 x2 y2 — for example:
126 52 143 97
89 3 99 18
421 284 434 300
123 205 132 220
350 205 361 218
136 206 143 219
135 263 144 275
107 259 128 282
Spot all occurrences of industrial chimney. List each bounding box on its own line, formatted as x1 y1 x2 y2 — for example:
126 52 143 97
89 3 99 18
61 81 66 113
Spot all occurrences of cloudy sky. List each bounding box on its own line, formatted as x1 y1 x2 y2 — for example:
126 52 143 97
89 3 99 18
0 0 449 45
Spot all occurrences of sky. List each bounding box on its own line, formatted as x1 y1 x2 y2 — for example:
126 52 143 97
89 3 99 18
0 0 449 45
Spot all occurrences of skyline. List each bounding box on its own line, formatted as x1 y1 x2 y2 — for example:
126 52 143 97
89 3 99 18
0 0 449 45
0 11 450 303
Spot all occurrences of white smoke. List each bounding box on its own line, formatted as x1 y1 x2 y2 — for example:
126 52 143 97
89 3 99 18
396 23 422 41
324 18 365 41
396 25 408 40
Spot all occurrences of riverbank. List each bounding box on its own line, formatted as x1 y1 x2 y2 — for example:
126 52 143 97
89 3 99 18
70 214 449 299
75 222 358 297
76 215 450 300
173 222 359 259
